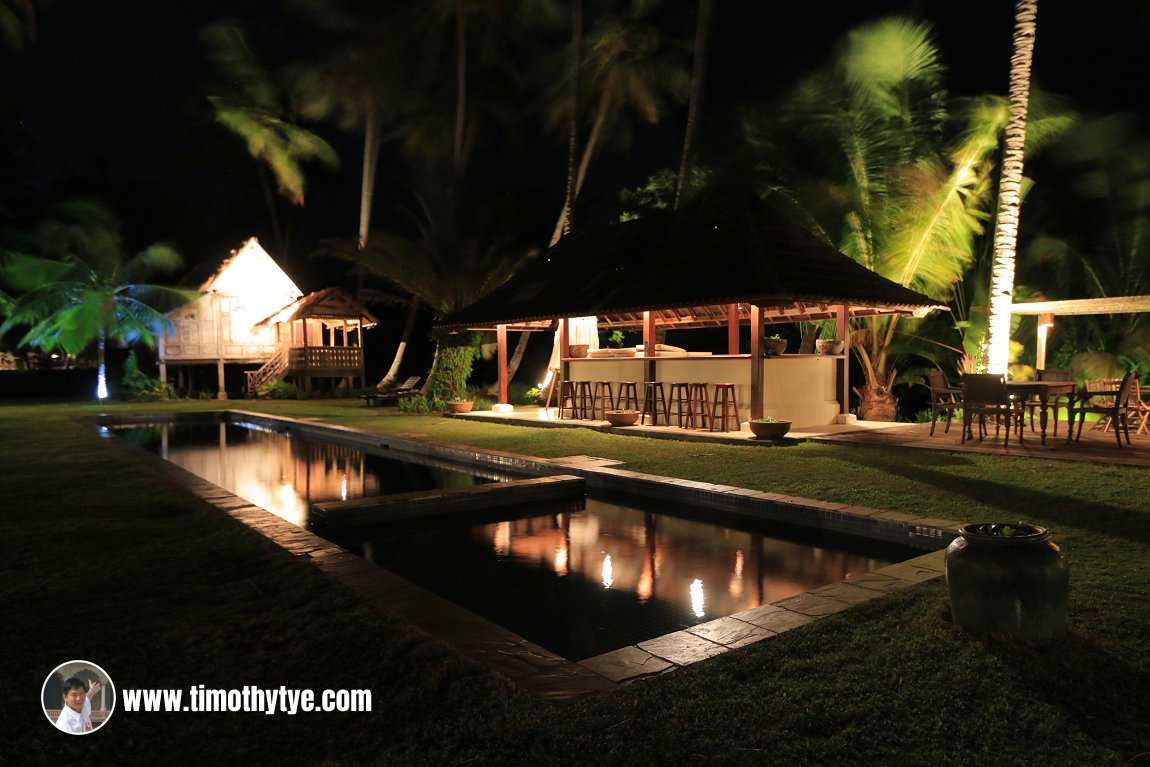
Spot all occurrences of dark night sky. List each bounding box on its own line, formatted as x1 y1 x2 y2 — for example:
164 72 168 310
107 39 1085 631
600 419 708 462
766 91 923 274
3 0 1150 286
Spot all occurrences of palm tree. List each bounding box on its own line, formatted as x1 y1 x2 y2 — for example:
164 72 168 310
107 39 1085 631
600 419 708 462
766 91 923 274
0 0 41 52
287 0 415 249
1021 115 1150 377
774 18 1008 419
543 0 691 243
201 21 339 252
675 0 715 209
985 0 1040 374
0 200 193 399
321 175 539 406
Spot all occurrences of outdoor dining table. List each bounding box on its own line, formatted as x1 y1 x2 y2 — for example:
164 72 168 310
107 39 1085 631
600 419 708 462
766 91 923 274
1006 380 1078 445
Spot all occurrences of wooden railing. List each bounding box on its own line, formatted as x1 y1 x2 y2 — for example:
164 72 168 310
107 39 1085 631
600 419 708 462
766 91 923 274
287 346 362 371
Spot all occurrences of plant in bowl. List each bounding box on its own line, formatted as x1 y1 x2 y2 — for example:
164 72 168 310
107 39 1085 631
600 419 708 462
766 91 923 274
764 334 787 356
604 409 639 426
747 416 791 439
816 338 845 355
445 398 474 414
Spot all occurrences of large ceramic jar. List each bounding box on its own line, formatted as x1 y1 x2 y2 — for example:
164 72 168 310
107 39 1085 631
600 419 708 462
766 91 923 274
945 523 1069 643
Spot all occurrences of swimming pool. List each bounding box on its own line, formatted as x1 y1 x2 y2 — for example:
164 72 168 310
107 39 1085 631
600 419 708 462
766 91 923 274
113 416 918 660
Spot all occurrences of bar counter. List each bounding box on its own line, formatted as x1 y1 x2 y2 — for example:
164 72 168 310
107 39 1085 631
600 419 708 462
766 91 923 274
567 353 841 427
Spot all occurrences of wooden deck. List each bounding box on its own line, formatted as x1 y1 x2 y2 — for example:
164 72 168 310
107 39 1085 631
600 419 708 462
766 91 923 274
456 407 1150 468
811 420 1150 468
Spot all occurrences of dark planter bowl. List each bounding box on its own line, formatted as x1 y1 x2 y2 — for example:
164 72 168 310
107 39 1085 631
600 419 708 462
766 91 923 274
764 338 787 356
445 401 474 414
748 419 791 439
605 410 639 426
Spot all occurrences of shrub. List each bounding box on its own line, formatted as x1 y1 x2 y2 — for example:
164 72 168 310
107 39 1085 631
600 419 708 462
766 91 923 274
120 351 174 401
397 395 433 413
259 380 304 399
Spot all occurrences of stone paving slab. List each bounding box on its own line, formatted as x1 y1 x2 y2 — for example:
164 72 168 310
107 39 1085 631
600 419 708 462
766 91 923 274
731 604 816 633
686 616 776 649
578 646 675 684
638 631 727 666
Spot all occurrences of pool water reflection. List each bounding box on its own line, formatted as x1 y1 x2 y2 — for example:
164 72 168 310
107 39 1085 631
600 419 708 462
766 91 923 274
340 499 903 659
117 419 913 660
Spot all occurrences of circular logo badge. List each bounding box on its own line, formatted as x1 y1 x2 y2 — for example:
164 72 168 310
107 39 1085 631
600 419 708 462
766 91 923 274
42 660 115 734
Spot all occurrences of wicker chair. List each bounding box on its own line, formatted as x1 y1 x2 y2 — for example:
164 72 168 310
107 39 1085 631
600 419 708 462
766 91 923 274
1067 372 1136 448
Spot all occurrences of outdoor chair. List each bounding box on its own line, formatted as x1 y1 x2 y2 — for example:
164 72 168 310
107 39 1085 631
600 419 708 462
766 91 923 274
361 376 421 407
1134 379 1150 435
927 370 962 436
961 373 1018 447
1022 368 1075 437
1067 372 1136 448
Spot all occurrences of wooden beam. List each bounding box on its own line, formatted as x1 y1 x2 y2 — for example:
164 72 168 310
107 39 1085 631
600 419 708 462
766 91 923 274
1010 295 1150 315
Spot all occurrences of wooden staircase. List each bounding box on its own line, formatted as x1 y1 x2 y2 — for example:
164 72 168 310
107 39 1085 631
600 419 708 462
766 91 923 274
245 348 288 397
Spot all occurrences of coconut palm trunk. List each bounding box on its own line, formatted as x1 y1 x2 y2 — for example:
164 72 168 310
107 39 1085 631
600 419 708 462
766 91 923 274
675 0 715 209
985 0 1039 374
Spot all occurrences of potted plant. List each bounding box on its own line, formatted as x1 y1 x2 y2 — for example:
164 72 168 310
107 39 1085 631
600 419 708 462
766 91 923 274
604 409 639 426
816 338 845 355
945 522 1069 643
445 398 474 414
764 335 787 356
747 416 791 439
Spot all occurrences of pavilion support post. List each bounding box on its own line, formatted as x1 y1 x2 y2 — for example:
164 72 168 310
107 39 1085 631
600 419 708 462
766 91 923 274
1036 312 1054 370
158 336 167 384
559 318 570 388
750 304 763 420
727 303 739 354
836 305 849 416
643 310 657 382
497 324 509 404
213 291 227 399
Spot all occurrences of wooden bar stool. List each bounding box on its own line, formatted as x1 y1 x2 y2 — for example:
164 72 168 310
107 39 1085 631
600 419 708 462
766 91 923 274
617 381 640 411
711 382 740 432
591 380 616 420
667 382 691 427
641 381 668 426
573 380 594 419
687 383 710 429
558 380 577 420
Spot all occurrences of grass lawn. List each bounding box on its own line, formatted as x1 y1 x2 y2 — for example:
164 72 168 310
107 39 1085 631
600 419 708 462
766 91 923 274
5 398 1148 765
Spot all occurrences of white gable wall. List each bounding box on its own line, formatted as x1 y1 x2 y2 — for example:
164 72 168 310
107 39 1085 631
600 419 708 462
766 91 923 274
162 238 303 363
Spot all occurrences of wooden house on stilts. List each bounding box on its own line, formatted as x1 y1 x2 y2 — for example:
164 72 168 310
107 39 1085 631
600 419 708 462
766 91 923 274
158 238 377 398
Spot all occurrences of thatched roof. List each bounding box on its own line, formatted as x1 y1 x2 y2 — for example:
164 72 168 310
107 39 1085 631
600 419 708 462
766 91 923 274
439 194 945 331
257 287 378 328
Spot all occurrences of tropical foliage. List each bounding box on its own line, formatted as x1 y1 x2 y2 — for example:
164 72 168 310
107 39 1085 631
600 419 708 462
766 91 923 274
318 174 541 406
752 18 1007 419
0 200 193 399
1022 115 1150 378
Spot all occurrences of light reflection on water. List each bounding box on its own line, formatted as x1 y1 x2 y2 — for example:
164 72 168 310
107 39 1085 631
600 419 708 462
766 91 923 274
117 420 910 660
